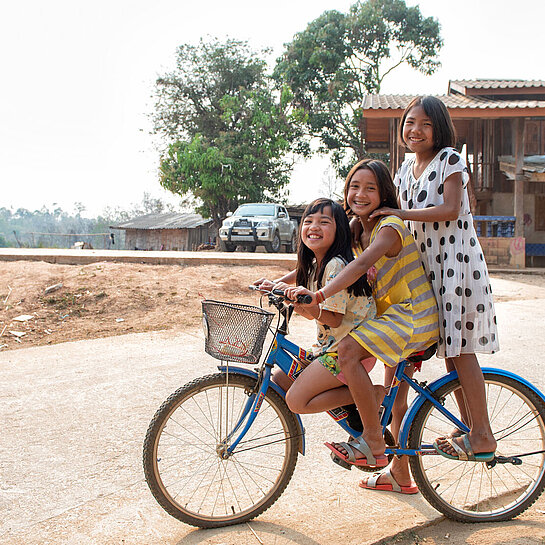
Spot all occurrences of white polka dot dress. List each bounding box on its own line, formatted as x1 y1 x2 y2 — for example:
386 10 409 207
394 147 499 358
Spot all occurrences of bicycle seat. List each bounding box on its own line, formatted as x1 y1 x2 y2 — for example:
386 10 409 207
406 343 437 363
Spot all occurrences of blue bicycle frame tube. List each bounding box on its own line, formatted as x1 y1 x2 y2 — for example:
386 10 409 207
379 359 467 455
268 334 363 438
396 366 545 450
217 365 306 455
224 364 273 454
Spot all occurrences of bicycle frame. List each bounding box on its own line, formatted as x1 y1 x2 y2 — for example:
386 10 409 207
397 366 545 452
218 295 545 461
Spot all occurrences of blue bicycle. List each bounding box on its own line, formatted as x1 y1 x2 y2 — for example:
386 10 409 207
143 289 545 528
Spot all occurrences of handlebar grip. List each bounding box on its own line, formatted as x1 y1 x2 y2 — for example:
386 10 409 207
271 288 313 305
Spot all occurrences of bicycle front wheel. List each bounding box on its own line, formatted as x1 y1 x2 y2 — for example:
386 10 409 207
143 373 300 528
409 372 545 522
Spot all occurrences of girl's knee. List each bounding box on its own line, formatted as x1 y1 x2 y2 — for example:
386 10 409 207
337 337 363 367
285 388 305 414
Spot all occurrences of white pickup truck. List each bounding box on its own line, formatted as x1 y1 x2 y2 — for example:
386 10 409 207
218 203 298 253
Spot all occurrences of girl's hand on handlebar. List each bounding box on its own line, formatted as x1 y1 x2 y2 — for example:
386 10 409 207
253 278 275 292
284 286 316 306
272 281 290 292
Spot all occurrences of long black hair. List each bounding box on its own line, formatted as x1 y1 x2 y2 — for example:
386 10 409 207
295 198 371 297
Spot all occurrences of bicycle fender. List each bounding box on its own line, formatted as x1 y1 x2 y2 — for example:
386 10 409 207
217 365 306 455
398 367 545 448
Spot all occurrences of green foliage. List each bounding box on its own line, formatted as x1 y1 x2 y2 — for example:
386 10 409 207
153 38 309 228
0 233 11 247
274 0 442 175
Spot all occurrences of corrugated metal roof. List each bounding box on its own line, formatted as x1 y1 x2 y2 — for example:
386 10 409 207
450 79 545 90
362 94 545 111
111 212 212 230
499 155 545 173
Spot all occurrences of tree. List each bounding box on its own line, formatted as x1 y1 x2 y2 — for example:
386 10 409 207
274 0 442 176
153 38 308 230
319 167 343 200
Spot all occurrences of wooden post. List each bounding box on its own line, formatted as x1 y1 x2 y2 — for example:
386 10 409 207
389 118 405 175
389 119 396 174
514 118 525 237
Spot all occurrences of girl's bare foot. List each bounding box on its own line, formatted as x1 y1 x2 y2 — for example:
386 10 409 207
435 432 496 457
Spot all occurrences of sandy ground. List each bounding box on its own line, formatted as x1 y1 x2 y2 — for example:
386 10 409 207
2 260 545 352
0 261 291 351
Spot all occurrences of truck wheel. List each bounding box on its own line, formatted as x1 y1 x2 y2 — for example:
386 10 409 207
285 233 297 253
265 232 281 253
220 241 236 252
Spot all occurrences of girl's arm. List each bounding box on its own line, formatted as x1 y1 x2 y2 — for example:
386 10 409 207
370 172 463 222
349 216 362 247
285 225 401 304
253 269 296 291
273 269 296 285
292 303 343 328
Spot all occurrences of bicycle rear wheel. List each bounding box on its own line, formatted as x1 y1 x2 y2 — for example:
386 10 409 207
409 372 545 522
143 373 300 528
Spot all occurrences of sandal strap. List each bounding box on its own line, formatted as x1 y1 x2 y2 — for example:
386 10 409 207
382 467 401 492
365 467 402 492
446 436 468 461
349 435 376 465
336 442 357 463
461 434 475 459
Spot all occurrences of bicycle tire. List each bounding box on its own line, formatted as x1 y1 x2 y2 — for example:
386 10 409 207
409 372 545 522
143 372 300 528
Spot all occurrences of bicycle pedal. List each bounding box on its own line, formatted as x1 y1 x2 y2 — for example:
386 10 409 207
330 453 352 471
488 455 522 468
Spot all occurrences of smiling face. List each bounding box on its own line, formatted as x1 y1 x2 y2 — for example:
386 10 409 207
346 168 381 220
402 104 435 156
300 205 336 259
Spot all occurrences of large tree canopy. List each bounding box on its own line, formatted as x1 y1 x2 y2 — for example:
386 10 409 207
274 0 442 175
153 38 307 229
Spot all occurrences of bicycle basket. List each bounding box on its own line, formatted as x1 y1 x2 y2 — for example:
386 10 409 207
202 300 274 364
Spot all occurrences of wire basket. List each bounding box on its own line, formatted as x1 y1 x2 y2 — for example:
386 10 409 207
202 300 274 364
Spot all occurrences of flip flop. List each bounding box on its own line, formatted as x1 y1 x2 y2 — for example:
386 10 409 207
433 434 495 462
325 435 388 469
359 467 418 495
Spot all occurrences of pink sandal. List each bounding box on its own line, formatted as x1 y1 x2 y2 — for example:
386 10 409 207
325 435 388 469
359 467 418 495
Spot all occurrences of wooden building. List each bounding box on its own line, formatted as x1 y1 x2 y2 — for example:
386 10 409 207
361 79 545 267
111 212 214 251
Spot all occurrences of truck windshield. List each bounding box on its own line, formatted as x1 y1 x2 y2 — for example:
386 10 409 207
234 204 276 217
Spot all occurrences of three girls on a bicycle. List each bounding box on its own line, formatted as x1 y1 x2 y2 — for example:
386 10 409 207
257 96 498 494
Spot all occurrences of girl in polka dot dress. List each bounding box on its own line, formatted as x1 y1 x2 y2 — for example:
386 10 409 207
372 96 498 461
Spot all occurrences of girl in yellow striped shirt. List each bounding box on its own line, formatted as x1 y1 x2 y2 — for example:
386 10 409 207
286 159 439 494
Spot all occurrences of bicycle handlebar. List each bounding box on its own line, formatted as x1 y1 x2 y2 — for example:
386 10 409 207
272 288 313 305
249 285 313 305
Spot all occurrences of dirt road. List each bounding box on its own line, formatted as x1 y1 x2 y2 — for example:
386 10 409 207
1 264 545 544
1 259 545 352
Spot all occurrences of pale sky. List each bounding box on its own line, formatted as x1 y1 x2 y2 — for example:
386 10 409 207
1 0 544 216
